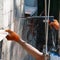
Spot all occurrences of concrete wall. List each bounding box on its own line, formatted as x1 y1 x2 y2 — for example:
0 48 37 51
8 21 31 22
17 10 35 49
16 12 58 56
0 0 3 28
1 0 37 60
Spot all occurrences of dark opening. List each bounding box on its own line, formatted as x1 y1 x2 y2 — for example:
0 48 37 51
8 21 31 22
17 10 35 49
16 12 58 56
36 0 59 52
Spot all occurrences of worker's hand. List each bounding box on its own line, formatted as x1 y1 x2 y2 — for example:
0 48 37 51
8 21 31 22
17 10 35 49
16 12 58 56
5 29 20 42
49 19 59 30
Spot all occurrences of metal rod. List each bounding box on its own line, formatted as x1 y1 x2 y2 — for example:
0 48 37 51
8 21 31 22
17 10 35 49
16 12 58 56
45 0 48 55
19 16 54 19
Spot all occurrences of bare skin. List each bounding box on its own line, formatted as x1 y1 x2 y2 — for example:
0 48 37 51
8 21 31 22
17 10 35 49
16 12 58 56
5 30 44 60
5 19 59 60
49 19 59 30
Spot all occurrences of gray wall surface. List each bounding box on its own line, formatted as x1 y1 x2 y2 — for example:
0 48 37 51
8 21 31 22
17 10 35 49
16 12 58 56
0 0 3 28
1 0 37 60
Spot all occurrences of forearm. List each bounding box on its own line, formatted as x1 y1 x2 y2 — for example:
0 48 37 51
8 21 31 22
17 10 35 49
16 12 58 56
18 39 44 60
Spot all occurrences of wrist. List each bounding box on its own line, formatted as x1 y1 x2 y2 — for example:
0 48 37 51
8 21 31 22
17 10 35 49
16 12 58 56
17 39 25 45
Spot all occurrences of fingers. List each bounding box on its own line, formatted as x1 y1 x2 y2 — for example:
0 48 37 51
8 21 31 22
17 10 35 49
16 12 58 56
49 19 59 30
5 29 20 42
6 35 11 40
5 29 13 40
5 29 13 33
54 19 58 22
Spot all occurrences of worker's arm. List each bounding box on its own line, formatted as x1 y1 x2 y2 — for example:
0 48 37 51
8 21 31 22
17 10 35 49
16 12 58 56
18 39 44 60
5 30 44 60
49 19 59 30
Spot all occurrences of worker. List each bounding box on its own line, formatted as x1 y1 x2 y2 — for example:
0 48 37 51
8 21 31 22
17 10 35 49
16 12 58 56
49 19 59 30
36 19 59 51
5 19 59 60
